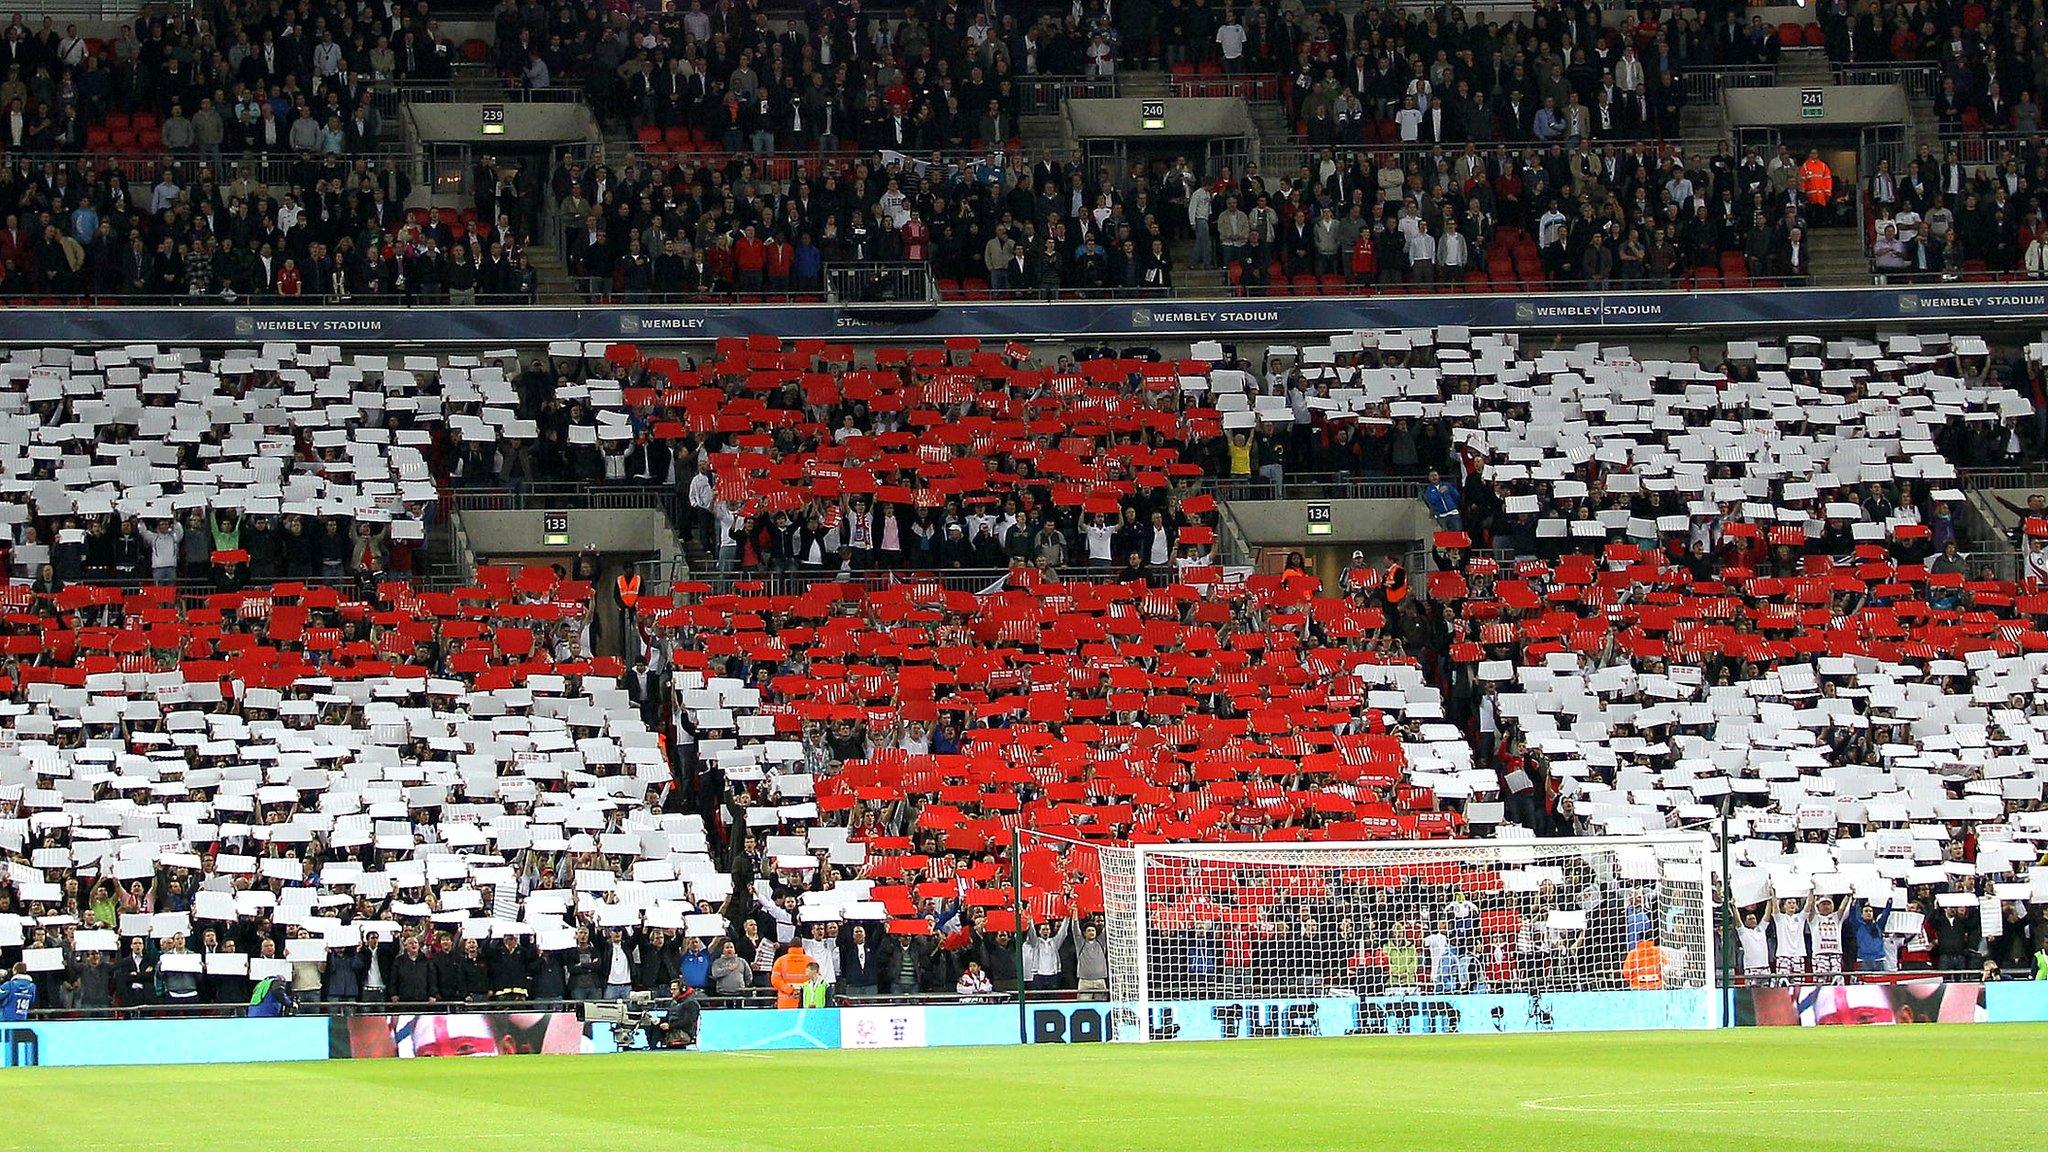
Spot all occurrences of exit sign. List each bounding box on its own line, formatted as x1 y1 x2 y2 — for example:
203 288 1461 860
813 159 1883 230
1800 89 1823 119
1306 502 1333 536
542 510 570 546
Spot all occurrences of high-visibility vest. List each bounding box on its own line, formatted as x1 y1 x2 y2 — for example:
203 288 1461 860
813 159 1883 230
615 573 641 609
1799 160 1832 203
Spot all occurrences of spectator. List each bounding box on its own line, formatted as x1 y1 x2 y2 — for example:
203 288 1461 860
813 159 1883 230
0 962 34 1020
1422 469 1462 530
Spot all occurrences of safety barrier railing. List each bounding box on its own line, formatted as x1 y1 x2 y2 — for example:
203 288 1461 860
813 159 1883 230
1831 62 1941 104
1015 74 1118 116
1677 65 1777 105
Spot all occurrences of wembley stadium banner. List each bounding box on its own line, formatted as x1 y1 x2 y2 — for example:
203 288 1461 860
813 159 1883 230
329 1012 618 1058
0 286 2044 344
0 1018 328 1068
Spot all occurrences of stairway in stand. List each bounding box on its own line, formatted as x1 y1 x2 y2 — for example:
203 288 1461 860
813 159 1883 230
524 244 580 301
1805 227 1872 287
1773 46 1834 89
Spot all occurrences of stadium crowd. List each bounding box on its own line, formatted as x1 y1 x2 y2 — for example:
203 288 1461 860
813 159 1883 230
0 0 460 151
0 326 2045 1024
0 154 554 303
541 132 1855 302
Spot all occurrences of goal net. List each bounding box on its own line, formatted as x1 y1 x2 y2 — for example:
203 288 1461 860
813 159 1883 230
1091 834 1715 1042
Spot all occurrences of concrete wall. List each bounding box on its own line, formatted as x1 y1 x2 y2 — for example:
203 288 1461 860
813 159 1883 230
460 508 681 561
1229 497 1430 547
1725 85 1907 128
407 102 596 146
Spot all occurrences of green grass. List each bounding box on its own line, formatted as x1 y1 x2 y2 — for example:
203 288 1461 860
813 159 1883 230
7 1027 2048 1151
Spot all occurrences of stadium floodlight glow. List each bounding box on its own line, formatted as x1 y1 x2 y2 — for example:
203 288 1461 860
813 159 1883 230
1090 833 1716 1042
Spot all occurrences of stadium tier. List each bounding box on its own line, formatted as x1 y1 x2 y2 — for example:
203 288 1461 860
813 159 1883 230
0 0 2032 302
0 327 2045 1025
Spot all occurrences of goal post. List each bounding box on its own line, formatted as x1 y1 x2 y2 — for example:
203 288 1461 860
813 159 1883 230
1089 833 1717 1043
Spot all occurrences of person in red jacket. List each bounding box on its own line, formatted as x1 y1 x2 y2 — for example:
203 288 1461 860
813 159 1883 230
901 209 928 261
765 234 794 292
706 233 735 293
732 225 766 292
276 258 302 296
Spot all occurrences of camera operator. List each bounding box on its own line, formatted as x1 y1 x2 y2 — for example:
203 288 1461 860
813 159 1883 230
642 981 701 1049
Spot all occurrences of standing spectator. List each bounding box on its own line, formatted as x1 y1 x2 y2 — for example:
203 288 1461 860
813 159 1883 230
709 941 750 995
838 925 882 996
1422 469 1462 528
0 962 35 1020
389 935 438 1003
1215 12 1247 74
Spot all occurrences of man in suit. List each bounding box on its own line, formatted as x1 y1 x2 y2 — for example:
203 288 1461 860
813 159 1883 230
1777 225 1810 283
624 655 665 728
838 924 884 996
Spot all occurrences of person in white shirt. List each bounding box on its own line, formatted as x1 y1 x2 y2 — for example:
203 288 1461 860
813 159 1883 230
1892 206 1921 244
957 960 995 998
1769 893 1811 977
687 466 717 547
1215 16 1247 72
1084 514 1116 566
1022 916 1070 990
1423 920 1460 991
1735 907 1771 980
2028 537 2048 587
713 498 740 573
1188 184 1214 267
1406 226 1437 283
802 923 840 985
1394 95 1424 142
1808 896 1847 978
603 928 635 998
1438 221 1469 275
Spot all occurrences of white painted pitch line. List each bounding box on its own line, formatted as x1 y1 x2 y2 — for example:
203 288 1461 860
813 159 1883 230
1520 1086 2048 1116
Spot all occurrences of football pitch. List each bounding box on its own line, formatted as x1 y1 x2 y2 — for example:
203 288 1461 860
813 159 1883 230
7 1026 2046 1152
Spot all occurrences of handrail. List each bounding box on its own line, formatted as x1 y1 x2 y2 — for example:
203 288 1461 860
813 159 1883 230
1256 136 1738 188
1831 62 1941 103
448 484 680 515
1676 65 1777 104
1015 74 1118 116
1959 467 2048 491
388 82 585 106
671 564 1192 600
1195 472 1430 501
